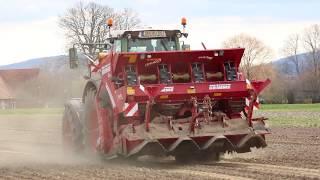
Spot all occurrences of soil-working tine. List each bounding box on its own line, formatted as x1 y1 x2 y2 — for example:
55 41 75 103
127 140 166 157
168 137 200 154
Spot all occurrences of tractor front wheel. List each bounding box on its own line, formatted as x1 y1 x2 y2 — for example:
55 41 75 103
62 104 83 153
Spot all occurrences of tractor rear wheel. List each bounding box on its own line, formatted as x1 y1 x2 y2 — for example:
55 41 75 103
62 105 83 153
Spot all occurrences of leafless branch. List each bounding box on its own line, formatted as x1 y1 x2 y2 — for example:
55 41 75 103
223 33 273 80
59 2 141 59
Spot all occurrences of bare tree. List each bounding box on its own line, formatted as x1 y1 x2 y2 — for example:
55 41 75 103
59 2 140 58
251 63 287 103
223 33 272 80
114 8 141 30
303 24 320 102
304 25 320 77
282 33 302 75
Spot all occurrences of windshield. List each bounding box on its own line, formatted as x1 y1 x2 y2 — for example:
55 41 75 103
128 38 177 52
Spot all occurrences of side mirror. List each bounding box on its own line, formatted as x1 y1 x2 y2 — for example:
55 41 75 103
69 48 78 69
182 44 190 51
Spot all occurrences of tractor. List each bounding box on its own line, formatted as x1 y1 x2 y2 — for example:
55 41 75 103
62 18 271 162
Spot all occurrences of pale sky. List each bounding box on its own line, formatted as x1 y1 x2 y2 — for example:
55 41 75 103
0 0 319 65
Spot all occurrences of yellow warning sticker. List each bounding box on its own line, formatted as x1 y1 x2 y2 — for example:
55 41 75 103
124 54 137 63
159 95 169 99
187 88 196 94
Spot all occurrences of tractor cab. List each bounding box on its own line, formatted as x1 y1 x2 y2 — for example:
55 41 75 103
108 29 189 53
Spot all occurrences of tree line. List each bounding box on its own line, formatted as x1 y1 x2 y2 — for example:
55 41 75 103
280 25 320 103
223 26 320 103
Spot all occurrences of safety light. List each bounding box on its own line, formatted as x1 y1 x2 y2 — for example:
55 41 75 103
107 18 113 38
107 18 113 28
127 87 135 95
181 17 188 36
181 17 187 26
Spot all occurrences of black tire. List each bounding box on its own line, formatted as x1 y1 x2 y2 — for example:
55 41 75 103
62 106 83 153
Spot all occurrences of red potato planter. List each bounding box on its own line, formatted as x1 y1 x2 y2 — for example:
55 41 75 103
63 21 270 162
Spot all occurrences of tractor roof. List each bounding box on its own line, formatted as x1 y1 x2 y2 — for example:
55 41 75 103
110 29 181 39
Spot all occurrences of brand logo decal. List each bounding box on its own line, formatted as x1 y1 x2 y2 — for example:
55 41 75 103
198 56 213 60
209 84 231 90
145 58 162 67
160 86 174 92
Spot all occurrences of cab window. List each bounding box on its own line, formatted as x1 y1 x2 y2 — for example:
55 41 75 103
128 38 177 52
115 40 122 52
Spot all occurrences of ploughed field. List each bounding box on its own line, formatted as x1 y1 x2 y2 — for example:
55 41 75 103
0 106 319 180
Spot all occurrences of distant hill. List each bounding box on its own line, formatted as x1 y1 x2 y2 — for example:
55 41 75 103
0 55 87 72
273 52 311 76
0 55 68 71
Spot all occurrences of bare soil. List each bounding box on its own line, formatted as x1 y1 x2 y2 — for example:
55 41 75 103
0 114 319 180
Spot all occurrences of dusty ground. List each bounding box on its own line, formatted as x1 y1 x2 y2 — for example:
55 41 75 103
0 114 319 180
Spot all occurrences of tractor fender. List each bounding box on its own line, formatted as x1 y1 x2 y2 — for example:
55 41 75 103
82 80 99 103
82 79 112 108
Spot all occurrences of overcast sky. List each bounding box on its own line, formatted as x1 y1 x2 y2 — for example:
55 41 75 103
0 0 319 65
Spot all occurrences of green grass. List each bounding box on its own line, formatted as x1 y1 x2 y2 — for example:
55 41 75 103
0 108 63 115
260 103 320 111
258 103 320 128
267 116 320 128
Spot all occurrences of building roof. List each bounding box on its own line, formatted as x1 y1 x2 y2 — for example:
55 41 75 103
0 77 14 99
0 68 39 90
